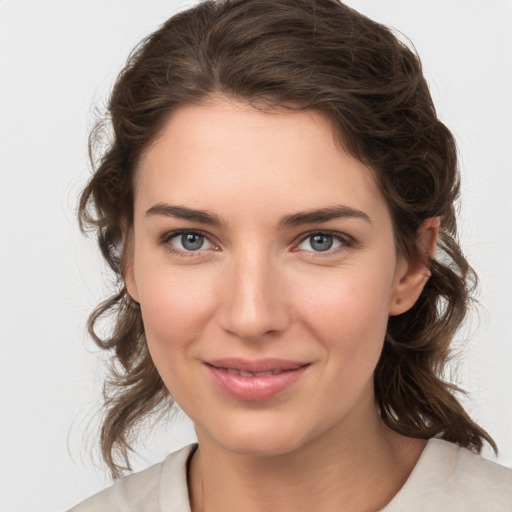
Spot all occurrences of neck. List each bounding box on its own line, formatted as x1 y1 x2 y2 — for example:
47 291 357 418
188 401 425 512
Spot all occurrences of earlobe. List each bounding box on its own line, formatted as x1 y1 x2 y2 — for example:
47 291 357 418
389 217 440 316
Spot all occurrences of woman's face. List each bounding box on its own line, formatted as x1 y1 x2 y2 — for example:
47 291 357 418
127 98 419 456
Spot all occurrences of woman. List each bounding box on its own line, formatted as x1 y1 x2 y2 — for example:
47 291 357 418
71 0 512 510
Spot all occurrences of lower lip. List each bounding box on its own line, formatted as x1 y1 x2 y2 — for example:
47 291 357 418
205 364 309 401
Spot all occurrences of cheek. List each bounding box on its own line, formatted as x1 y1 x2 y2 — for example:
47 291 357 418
291 262 395 362
136 263 218 358
135 265 221 407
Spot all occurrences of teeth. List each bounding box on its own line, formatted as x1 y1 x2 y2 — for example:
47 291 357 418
223 368 283 377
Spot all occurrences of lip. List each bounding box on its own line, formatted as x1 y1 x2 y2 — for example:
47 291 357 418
204 358 310 401
206 358 306 373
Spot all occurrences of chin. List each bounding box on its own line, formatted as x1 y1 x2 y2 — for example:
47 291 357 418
221 433 304 458
196 411 318 458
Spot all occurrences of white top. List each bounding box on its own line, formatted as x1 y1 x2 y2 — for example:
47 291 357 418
70 439 512 511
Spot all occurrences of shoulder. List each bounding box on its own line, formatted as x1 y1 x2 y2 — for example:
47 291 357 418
454 441 512 490
384 439 512 511
68 444 197 512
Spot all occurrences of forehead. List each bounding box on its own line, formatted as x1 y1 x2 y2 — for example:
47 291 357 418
134 98 388 225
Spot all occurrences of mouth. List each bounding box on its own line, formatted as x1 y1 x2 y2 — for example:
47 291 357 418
206 358 307 373
204 358 310 401
218 368 285 377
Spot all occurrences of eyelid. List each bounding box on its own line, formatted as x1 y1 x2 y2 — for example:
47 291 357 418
160 229 220 255
158 228 354 256
292 230 355 253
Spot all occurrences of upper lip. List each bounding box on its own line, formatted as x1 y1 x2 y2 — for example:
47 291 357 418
205 358 308 373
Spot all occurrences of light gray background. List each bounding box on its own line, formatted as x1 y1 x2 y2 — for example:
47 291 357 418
0 1 511 510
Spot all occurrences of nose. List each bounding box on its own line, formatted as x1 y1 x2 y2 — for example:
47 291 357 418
218 247 290 342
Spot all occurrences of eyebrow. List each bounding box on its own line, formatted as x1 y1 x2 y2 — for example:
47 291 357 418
146 203 371 229
278 206 372 227
145 203 225 227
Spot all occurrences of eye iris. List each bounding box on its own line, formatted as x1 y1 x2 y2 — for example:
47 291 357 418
181 233 204 251
310 234 333 251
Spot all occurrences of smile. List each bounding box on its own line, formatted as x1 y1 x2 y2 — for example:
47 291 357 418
224 368 284 377
204 359 310 401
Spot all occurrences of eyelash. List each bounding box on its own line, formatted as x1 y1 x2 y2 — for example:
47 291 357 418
294 231 354 255
160 230 218 257
159 230 355 257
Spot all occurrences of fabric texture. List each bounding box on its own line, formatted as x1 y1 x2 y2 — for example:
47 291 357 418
69 439 512 511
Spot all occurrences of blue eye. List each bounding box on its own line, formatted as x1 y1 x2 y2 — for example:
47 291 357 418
165 231 215 253
309 234 334 251
297 233 347 253
180 233 205 251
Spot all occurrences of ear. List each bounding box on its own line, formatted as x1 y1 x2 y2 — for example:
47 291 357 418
121 229 140 303
389 217 440 316
124 262 140 303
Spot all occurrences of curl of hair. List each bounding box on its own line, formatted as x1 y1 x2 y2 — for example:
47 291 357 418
79 0 496 478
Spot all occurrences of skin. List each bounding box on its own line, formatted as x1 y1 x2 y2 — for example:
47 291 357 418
125 97 438 512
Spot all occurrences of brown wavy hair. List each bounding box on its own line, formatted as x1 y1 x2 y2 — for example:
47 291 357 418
79 0 496 478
